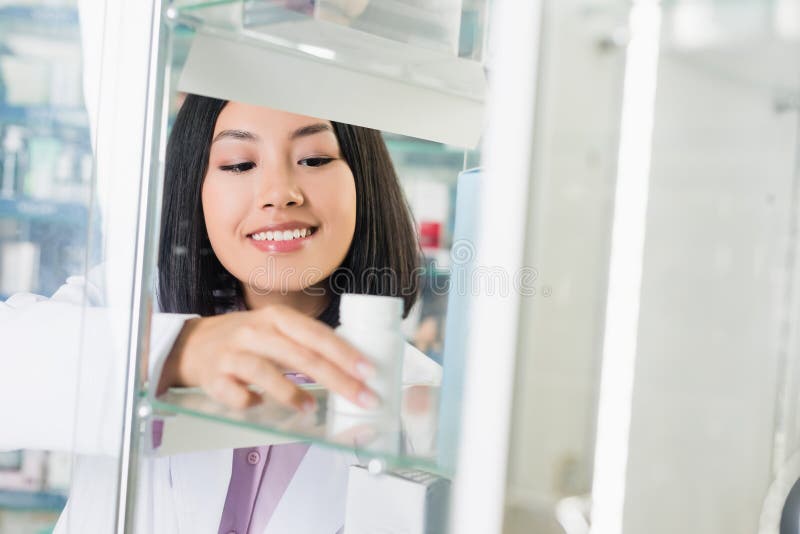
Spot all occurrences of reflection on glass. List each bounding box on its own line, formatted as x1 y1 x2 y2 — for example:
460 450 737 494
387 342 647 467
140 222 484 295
137 84 470 531
148 93 461 475
0 1 91 531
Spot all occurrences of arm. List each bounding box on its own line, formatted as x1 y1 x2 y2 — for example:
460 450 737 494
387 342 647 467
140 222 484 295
0 266 195 456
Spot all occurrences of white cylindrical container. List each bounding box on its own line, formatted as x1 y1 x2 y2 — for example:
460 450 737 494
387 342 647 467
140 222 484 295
331 293 405 418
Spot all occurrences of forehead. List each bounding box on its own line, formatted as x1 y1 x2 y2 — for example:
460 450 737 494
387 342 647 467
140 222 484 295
213 101 331 138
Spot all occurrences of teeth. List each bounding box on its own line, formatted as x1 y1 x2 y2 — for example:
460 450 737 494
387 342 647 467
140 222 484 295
250 227 313 242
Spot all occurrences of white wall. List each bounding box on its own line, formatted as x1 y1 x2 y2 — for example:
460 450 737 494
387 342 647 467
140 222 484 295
622 41 799 534
503 3 800 533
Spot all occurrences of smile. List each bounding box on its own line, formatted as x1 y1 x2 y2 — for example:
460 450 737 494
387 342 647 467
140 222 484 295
249 227 316 242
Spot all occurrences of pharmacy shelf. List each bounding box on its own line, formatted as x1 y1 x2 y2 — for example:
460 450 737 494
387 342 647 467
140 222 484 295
0 489 67 512
0 5 79 35
0 197 89 227
0 105 89 134
151 382 451 477
166 0 486 147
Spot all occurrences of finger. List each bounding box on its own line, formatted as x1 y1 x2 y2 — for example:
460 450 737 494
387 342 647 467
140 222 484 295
232 326 379 409
262 335 378 409
206 375 261 410
263 306 376 381
220 351 316 412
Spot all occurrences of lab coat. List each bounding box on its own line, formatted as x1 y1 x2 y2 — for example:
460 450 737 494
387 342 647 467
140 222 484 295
0 265 442 533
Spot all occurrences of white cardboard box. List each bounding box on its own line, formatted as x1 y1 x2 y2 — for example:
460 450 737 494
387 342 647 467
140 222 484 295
344 465 450 534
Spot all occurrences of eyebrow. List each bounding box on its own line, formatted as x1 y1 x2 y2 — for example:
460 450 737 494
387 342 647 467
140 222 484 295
212 129 258 144
289 122 332 140
211 123 332 145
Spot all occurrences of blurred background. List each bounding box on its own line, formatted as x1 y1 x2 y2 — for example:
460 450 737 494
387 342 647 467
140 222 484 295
0 2 89 532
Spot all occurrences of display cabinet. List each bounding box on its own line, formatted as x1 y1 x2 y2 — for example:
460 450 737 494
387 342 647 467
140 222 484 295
4 1 798 533
109 0 800 532
111 0 494 532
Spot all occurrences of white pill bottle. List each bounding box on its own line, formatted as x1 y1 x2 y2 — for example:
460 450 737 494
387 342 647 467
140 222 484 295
331 293 405 417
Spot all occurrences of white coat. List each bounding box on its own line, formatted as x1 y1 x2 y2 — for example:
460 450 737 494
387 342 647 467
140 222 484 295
0 265 441 533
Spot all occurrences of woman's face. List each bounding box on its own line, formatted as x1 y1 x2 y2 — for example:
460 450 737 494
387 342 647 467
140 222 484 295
202 102 357 295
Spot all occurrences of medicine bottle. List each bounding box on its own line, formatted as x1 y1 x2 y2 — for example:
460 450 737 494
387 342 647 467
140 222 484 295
331 293 405 417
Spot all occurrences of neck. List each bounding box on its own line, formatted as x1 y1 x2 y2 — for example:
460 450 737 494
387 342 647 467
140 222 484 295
241 282 330 318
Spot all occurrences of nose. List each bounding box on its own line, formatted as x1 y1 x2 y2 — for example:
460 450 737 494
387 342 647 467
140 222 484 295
255 168 304 209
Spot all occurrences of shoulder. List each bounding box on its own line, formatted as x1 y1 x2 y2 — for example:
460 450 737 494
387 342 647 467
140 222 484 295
2 263 107 309
401 342 442 385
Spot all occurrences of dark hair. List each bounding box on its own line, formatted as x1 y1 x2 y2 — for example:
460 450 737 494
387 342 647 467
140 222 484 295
157 94 420 326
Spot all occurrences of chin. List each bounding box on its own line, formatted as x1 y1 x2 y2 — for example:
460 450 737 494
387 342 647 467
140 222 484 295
240 263 325 295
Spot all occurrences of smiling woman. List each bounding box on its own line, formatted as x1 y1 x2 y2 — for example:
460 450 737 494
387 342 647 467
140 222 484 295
154 93 439 416
202 102 358 318
0 89 445 534
158 95 421 324
139 95 443 532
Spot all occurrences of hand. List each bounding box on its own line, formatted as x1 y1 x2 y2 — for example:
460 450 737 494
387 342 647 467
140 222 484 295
158 305 378 412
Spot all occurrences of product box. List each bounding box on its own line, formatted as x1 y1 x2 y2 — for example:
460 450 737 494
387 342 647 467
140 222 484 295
344 465 450 534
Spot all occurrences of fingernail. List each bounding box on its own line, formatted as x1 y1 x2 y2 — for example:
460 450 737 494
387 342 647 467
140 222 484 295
356 361 377 380
358 390 380 410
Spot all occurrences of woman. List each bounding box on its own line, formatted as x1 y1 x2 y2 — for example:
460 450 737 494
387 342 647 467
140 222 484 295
155 95 436 412
2 95 440 533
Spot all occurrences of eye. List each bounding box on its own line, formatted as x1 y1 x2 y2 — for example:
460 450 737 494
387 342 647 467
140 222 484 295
298 157 334 167
219 162 255 174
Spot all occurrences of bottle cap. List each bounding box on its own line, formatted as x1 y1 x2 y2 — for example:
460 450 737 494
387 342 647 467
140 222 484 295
339 293 403 329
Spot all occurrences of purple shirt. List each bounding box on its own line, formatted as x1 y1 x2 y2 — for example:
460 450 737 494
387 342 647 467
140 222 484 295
217 443 311 534
217 372 316 534
153 372 329 532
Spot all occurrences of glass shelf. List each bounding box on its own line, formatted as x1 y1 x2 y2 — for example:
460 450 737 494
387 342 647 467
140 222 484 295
151 383 450 477
169 0 485 100
165 0 487 147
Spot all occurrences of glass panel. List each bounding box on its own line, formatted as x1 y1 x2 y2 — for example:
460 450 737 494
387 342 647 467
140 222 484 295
0 4 93 300
134 1 489 531
2 1 164 532
149 71 476 475
0 2 90 532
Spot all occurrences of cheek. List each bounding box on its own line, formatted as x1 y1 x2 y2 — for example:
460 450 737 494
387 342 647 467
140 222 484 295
316 175 357 241
201 177 249 244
